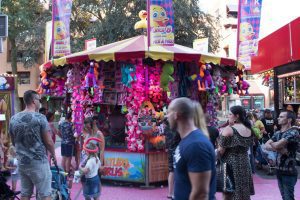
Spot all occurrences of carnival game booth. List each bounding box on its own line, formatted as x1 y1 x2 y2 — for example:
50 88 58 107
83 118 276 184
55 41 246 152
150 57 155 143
252 17 300 116
39 35 244 185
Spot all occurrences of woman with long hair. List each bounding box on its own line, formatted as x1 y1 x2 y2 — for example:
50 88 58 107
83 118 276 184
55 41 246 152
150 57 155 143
81 117 105 169
217 105 255 200
192 101 209 138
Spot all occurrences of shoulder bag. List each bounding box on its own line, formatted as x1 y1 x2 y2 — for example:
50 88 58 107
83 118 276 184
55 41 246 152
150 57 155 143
216 159 235 193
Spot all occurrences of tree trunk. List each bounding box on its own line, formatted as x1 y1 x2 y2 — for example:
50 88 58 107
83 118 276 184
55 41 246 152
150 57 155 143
10 38 21 113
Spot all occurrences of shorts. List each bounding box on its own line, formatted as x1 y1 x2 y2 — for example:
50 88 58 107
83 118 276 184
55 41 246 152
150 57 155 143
18 160 52 198
82 175 101 198
61 143 75 157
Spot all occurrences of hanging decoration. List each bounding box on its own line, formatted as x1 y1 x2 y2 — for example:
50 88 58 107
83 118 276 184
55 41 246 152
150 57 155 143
124 63 146 152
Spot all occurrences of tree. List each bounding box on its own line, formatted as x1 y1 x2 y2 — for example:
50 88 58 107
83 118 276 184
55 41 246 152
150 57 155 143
70 0 220 52
1 0 51 111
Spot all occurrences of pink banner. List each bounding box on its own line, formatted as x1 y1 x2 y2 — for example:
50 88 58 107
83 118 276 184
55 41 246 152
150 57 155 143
237 0 263 70
52 0 72 57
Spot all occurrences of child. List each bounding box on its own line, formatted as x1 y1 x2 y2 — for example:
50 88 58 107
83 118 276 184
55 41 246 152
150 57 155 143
79 142 101 200
5 146 19 192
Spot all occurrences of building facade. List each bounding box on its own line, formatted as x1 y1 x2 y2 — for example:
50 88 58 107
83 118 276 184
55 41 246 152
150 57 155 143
0 38 40 98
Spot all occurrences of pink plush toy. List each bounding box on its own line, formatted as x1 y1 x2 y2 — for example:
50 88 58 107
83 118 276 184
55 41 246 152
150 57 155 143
73 100 84 138
124 64 146 152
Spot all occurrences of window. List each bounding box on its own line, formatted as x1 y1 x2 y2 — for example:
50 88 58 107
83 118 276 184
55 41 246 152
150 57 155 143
7 72 30 84
18 72 30 84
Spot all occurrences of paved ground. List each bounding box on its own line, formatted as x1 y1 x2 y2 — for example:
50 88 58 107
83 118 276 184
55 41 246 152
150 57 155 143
8 143 300 200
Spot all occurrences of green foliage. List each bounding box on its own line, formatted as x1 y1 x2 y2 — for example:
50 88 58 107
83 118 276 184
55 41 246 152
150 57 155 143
2 0 51 68
71 0 220 52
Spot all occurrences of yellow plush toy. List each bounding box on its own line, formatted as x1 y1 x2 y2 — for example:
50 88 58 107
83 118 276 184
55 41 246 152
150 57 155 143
160 63 174 91
134 10 148 30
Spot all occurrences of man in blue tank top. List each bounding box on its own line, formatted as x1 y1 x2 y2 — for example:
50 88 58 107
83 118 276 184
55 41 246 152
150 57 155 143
167 97 216 200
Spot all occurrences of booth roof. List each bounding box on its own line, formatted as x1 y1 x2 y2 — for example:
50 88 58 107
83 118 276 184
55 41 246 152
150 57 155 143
42 35 243 69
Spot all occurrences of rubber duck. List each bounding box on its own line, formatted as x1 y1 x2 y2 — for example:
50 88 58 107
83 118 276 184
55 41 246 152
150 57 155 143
134 10 147 30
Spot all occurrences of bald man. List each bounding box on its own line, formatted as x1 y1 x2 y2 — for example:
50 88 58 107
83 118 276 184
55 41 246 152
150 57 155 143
167 97 216 200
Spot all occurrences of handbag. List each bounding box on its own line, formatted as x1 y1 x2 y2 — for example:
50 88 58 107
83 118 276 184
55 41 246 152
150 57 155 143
216 159 235 193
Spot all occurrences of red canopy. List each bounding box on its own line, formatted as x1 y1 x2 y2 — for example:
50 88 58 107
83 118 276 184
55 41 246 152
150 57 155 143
251 17 300 74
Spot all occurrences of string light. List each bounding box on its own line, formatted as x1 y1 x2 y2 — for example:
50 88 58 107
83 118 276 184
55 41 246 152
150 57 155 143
0 73 18 77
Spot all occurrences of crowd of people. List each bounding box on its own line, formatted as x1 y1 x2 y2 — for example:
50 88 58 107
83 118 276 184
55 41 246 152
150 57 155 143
165 98 299 200
0 90 299 200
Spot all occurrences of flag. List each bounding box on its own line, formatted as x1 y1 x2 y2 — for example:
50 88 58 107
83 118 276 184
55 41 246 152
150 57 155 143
237 0 263 70
147 0 174 46
52 0 72 57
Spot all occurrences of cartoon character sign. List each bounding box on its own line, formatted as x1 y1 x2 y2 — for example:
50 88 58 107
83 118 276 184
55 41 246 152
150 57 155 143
54 21 67 40
148 0 175 46
150 5 169 27
239 22 254 42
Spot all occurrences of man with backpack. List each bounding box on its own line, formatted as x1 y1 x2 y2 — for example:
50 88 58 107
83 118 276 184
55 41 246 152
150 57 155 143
265 110 299 200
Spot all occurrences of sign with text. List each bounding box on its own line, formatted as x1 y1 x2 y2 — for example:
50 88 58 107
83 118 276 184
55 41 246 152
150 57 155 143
102 151 145 183
237 0 263 70
193 38 209 53
85 38 97 51
148 0 174 46
52 0 72 57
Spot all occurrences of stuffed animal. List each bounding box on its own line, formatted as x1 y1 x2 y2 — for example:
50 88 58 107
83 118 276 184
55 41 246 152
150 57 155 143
134 10 147 30
238 78 250 95
84 62 98 89
160 63 174 91
121 64 136 87
203 64 215 90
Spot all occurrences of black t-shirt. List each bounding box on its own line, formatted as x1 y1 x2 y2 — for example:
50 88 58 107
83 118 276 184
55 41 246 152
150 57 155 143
207 126 219 148
174 129 216 200
261 117 277 137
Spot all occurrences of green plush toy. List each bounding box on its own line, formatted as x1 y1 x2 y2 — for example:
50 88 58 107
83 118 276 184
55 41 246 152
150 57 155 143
160 63 174 91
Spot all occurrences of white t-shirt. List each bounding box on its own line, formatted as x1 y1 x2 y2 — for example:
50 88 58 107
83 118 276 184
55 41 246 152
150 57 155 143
84 157 101 178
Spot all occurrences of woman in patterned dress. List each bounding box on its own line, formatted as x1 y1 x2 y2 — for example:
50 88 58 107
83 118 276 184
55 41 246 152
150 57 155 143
217 105 255 200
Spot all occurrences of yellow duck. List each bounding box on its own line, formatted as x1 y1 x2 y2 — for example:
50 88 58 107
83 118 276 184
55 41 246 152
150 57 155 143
134 10 148 30
150 5 169 27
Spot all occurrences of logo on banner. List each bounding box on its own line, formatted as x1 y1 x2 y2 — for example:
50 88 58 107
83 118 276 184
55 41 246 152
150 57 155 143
149 0 174 46
52 0 72 57
237 0 263 70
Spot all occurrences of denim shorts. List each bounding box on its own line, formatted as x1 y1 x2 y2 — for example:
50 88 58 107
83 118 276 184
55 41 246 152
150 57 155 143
82 175 101 198
18 160 52 198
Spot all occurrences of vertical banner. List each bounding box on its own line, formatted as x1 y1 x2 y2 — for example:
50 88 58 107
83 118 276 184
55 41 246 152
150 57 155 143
237 0 263 70
52 0 72 57
45 21 52 62
148 0 174 46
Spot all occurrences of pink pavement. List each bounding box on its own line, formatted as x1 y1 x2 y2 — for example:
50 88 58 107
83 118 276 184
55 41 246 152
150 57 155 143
9 146 300 200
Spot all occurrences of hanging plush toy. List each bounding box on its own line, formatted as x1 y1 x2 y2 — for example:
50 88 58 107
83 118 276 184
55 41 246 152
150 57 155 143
84 62 98 90
189 64 205 91
203 64 215 90
160 63 174 91
73 100 84 138
134 10 147 30
121 64 136 87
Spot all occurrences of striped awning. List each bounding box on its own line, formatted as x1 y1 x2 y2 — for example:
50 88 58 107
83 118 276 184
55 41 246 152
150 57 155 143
42 35 243 69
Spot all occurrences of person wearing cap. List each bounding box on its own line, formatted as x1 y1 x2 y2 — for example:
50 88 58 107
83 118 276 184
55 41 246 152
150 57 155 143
261 109 278 144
